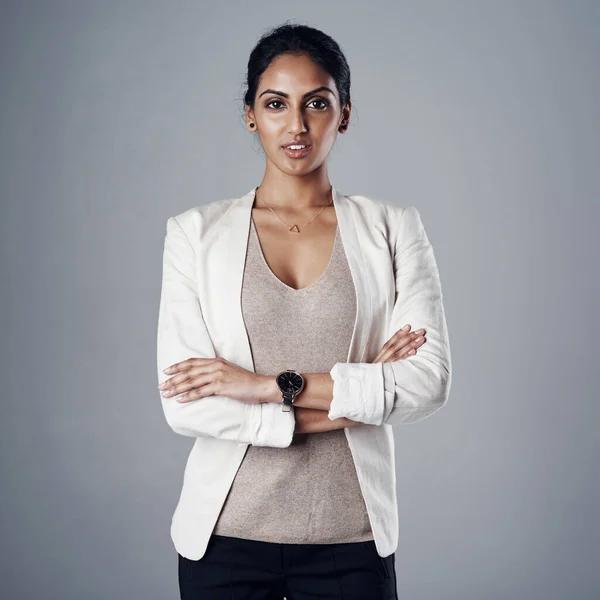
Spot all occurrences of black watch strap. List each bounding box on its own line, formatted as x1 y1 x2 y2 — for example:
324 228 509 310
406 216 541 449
281 391 296 412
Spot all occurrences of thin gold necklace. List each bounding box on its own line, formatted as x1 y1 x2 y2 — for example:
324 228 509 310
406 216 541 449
254 187 333 233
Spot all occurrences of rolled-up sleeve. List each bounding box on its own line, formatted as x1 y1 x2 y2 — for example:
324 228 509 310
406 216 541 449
157 215 295 447
327 205 452 426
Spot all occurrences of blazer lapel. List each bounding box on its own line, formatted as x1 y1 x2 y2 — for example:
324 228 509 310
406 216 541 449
204 185 374 373
330 188 374 365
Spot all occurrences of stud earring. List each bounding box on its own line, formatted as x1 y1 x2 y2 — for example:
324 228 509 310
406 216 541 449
249 122 255 129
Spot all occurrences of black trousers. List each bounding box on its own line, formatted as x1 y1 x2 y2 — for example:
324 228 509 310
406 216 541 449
178 533 398 599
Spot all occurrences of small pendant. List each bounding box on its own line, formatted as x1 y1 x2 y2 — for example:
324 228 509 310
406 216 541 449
289 224 301 233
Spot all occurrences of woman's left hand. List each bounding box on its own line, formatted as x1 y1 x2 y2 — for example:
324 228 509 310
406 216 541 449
158 357 272 404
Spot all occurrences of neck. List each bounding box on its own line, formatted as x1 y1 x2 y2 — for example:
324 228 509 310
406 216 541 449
254 170 333 209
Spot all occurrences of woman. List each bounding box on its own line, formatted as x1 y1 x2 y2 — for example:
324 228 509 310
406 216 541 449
157 22 451 600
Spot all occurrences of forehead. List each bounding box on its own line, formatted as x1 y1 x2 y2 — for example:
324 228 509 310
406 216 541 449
259 53 335 92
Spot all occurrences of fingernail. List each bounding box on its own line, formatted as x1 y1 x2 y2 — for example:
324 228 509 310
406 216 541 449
401 325 410 331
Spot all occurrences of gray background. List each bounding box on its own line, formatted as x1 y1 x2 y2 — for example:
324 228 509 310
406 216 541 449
1 1 599 599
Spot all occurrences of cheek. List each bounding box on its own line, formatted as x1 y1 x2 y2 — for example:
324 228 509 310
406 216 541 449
259 113 284 130
258 124 285 147
314 130 337 154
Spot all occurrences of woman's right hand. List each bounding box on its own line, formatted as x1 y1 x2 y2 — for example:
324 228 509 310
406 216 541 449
295 325 426 434
372 324 426 364
339 325 426 428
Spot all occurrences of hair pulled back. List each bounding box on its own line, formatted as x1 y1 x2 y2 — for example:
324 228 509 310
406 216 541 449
243 21 351 111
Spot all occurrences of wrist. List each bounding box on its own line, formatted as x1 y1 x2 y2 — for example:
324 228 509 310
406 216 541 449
258 375 281 404
295 408 360 434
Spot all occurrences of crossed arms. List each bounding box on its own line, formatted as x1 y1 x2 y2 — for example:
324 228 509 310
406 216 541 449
157 206 451 447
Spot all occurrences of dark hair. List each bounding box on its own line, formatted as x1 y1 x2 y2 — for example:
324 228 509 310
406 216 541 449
242 21 351 111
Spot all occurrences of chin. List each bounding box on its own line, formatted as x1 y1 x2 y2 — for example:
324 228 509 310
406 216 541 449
276 162 314 176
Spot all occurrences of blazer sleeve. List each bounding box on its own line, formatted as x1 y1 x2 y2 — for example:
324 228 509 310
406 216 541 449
157 215 295 447
327 205 452 425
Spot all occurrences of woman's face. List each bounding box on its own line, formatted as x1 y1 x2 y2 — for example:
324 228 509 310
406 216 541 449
246 53 350 176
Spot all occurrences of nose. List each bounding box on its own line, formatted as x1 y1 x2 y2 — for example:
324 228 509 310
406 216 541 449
287 106 307 135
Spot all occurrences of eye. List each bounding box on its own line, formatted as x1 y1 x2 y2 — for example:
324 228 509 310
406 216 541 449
265 99 284 110
308 99 329 110
265 98 330 111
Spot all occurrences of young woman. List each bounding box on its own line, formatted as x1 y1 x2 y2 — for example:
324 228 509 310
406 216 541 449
157 22 452 600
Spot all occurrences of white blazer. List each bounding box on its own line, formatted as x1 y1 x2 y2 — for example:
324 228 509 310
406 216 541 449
157 185 452 560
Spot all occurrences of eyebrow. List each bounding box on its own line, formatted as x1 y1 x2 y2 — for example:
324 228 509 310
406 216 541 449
258 86 335 99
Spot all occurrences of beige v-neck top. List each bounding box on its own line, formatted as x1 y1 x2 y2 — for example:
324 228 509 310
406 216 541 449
212 217 374 544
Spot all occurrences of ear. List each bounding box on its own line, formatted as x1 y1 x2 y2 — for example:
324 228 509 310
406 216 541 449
245 105 256 129
339 101 352 132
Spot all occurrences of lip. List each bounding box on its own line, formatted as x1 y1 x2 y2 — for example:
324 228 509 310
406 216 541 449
281 144 312 159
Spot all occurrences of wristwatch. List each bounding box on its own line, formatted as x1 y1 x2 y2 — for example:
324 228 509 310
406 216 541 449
275 369 305 412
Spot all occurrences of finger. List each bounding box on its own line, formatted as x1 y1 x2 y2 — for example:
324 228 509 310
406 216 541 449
376 331 425 363
373 325 410 362
177 381 219 403
379 335 425 363
160 359 222 391
373 325 412 362
387 334 427 362
379 326 422 358
159 368 197 392
163 356 213 375
162 369 214 399
392 347 417 361
159 371 189 391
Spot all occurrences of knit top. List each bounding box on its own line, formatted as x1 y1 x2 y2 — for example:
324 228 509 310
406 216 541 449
212 216 374 544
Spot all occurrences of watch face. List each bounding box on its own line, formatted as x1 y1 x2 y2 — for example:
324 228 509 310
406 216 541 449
276 371 304 394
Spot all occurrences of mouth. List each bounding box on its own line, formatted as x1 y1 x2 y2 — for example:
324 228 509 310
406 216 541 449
281 144 312 159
